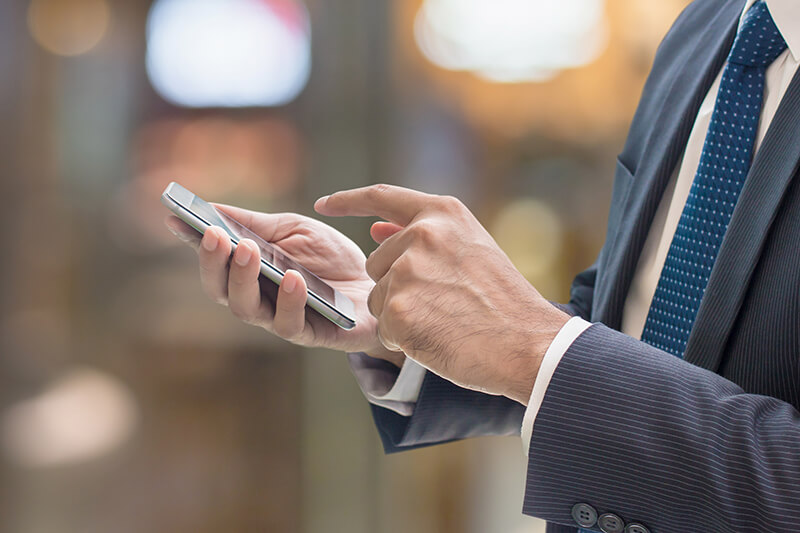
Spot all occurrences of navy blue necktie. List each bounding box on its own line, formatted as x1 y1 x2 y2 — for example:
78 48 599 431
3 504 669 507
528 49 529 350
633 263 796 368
639 1 787 359
578 3 786 532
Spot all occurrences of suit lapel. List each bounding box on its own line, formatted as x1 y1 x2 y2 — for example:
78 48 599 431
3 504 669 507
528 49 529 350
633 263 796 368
594 3 741 329
684 68 800 371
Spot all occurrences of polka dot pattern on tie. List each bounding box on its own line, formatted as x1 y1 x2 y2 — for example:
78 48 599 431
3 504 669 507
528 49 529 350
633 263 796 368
639 0 787 358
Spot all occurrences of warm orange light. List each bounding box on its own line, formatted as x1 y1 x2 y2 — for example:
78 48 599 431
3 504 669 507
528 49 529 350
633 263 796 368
491 198 563 280
28 0 110 57
394 0 692 140
490 198 569 300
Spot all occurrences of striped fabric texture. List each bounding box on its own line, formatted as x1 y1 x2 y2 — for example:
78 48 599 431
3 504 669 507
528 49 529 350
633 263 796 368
366 0 800 531
531 324 800 533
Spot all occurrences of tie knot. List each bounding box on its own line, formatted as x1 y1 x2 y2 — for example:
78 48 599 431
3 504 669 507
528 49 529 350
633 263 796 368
728 1 787 67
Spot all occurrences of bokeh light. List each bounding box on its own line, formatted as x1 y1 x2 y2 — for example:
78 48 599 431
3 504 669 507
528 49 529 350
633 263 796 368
2 368 138 468
146 0 311 107
109 116 303 253
414 0 607 82
27 0 110 57
491 198 563 281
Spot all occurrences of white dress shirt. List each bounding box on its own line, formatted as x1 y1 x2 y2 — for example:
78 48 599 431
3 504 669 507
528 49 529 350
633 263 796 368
350 0 800 454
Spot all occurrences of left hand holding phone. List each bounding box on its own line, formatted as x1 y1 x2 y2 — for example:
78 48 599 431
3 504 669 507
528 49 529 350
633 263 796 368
165 204 406 367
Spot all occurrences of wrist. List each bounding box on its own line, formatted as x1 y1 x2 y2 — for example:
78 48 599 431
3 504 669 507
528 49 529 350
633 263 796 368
504 307 570 405
364 343 406 368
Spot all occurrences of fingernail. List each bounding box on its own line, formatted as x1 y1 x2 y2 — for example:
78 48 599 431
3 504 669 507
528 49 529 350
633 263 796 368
283 273 297 294
234 247 251 266
167 226 180 237
314 196 329 210
202 233 218 252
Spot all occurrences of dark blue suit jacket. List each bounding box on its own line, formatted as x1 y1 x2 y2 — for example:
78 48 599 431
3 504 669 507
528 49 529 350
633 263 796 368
369 1 800 531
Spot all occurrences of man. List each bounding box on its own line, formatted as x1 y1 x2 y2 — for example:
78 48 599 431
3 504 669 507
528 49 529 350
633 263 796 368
168 0 800 530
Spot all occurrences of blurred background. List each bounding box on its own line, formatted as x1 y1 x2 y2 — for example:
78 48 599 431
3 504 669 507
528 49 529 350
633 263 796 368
0 0 691 531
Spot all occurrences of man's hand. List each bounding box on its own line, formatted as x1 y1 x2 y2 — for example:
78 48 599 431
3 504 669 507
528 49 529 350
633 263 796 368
315 185 569 404
165 205 404 367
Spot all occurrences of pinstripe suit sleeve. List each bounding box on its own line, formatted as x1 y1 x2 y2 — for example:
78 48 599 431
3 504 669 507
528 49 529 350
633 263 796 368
370 370 526 453
369 262 598 453
524 323 800 532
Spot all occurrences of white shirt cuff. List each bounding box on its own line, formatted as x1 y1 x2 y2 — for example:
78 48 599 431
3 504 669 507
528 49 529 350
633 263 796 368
521 316 592 455
347 352 426 416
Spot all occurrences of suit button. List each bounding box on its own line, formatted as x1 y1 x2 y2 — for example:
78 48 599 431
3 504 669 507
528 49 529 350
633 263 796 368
571 503 598 528
624 523 650 533
598 513 625 533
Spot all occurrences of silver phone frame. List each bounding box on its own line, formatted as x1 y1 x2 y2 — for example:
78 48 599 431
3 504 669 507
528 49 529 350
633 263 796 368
161 182 356 330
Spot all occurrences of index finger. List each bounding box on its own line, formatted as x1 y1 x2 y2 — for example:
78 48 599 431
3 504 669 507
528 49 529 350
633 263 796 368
314 184 435 226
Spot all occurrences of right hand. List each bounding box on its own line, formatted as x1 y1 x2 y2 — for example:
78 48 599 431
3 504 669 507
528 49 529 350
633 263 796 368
165 204 405 367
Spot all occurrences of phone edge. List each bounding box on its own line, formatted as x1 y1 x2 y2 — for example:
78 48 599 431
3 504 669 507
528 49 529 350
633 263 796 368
162 187 356 331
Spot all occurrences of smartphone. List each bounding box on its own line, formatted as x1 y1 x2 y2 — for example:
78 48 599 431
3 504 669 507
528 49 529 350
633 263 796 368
161 182 356 330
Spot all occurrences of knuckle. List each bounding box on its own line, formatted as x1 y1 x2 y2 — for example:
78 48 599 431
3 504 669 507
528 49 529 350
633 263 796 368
367 290 378 317
365 251 380 280
409 220 437 245
371 183 393 195
228 274 248 289
367 183 393 201
276 298 303 324
438 195 463 213
385 296 409 320
228 267 254 288
198 254 221 274
200 279 229 306
198 261 213 276
391 254 414 279
229 305 254 324
228 299 257 324
273 321 298 340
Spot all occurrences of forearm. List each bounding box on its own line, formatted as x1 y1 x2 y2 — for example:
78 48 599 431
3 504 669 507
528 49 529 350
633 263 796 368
357 301 586 453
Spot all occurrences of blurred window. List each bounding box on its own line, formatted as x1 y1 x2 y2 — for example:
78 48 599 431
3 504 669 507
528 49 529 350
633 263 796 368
415 0 607 82
146 0 311 107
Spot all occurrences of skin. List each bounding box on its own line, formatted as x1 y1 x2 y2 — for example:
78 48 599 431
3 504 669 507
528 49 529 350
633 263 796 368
165 204 405 367
166 185 569 404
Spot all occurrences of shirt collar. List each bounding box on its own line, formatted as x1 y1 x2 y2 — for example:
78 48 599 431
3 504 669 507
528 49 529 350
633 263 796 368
741 0 800 62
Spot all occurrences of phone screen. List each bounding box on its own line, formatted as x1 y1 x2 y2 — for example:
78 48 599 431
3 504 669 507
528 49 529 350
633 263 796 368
184 193 337 304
